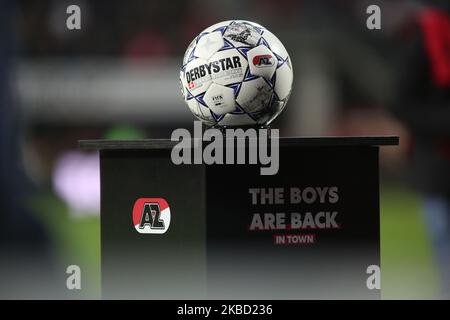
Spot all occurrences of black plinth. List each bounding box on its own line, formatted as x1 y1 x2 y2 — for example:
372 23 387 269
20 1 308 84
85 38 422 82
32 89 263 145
79 136 399 299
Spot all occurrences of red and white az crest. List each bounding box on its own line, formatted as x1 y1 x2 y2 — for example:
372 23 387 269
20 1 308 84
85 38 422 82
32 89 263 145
252 54 275 67
132 198 171 234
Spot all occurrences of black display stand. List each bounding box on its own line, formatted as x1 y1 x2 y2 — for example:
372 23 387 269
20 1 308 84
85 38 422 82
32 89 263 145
80 136 398 299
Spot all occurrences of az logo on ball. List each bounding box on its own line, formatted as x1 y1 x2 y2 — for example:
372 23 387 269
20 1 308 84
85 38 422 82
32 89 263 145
253 54 274 67
132 198 171 234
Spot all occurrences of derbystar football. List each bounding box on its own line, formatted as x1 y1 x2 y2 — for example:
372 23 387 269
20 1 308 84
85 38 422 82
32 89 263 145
179 20 293 127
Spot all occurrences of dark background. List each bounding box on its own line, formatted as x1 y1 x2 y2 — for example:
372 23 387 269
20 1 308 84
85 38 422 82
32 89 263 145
0 0 449 299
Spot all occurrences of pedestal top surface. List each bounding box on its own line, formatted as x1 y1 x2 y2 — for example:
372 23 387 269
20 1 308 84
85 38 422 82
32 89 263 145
79 136 399 150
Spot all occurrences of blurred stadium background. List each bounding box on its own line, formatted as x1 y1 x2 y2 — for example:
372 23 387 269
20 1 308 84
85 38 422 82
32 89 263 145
1 0 449 298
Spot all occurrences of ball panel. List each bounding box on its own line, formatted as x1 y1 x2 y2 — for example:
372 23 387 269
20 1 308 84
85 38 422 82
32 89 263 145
238 20 266 33
194 31 224 60
186 98 204 121
254 97 287 125
259 30 289 61
197 102 217 124
183 57 212 96
244 100 286 125
182 38 197 66
223 21 261 48
208 48 247 86
204 83 236 115
187 98 217 125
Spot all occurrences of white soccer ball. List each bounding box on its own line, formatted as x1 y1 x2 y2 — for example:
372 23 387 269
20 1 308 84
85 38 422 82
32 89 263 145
179 20 293 127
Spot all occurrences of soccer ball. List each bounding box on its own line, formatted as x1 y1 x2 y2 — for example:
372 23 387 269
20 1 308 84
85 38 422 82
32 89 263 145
179 20 293 127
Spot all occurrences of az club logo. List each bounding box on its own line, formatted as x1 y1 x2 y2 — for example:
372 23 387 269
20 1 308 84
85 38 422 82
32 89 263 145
252 54 274 67
132 198 171 234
